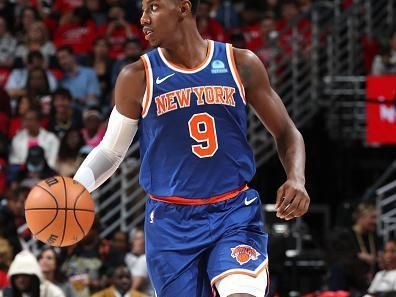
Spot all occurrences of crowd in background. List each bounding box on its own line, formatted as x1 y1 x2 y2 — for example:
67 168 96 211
0 0 395 296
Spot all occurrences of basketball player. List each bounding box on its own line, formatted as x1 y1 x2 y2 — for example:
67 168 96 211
74 0 310 296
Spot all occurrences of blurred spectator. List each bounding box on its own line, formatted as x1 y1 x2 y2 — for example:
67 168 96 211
49 88 83 139
100 231 129 271
368 239 396 294
0 238 12 271
327 202 381 295
25 68 52 124
84 38 113 107
34 0 55 20
197 0 225 42
125 228 152 296
54 0 84 16
55 7 96 56
13 145 58 189
38 247 77 297
56 129 85 177
298 0 313 18
0 132 7 197
9 109 60 169
0 0 15 33
264 0 281 19
371 31 396 75
98 6 144 60
213 0 240 31
111 38 142 86
0 16 16 68
256 14 278 66
61 218 102 297
276 0 312 55
91 266 147 297
239 2 262 51
15 7 41 43
0 187 29 257
26 69 52 113
0 238 11 288
8 96 41 139
0 250 65 297
85 0 108 26
5 51 58 98
15 21 56 66
57 46 101 108
81 108 105 149
0 89 10 135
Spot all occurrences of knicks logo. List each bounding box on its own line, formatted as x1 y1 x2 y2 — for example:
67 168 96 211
230 245 260 265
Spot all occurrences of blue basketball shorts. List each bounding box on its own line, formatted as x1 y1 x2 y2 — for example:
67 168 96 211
144 188 269 297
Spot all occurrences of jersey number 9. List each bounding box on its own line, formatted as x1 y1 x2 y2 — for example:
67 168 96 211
188 113 218 158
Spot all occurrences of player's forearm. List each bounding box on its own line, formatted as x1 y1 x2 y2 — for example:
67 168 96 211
275 127 306 185
73 107 138 192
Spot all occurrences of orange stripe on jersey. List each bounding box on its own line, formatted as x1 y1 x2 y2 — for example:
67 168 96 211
140 55 152 117
227 44 246 104
158 40 213 72
149 185 248 205
210 259 269 286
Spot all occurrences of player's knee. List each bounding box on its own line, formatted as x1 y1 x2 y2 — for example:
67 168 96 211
216 269 268 297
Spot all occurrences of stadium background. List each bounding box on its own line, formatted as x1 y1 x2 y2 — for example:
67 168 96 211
0 0 396 296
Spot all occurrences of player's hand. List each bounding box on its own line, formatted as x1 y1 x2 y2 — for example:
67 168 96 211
275 180 310 220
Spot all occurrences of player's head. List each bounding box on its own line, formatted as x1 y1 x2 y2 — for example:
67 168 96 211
141 0 201 48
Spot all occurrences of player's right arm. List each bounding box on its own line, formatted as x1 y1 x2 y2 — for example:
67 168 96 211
73 60 146 193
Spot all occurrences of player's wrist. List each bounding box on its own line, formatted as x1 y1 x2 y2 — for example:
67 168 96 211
286 175 306 186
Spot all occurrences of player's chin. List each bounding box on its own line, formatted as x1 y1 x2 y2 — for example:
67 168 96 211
148 37 161 48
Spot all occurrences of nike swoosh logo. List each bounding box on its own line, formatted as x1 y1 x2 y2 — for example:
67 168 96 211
156 73 175 84
244 196 258 206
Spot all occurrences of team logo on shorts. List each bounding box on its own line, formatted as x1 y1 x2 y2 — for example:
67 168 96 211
230 245 260 265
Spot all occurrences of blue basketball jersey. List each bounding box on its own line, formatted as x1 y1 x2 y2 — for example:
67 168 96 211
139 40 256 199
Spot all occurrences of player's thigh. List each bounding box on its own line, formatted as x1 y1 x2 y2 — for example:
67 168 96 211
215 267 269 297
144 199 213 297
207 189 269 295
155 255 212 297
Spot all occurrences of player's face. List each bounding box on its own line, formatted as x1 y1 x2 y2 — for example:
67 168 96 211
140 0 181 48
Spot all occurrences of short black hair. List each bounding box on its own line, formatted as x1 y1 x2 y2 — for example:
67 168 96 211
57 45 74 56
27 50 44 64
53 87 72 100
190 0 200 16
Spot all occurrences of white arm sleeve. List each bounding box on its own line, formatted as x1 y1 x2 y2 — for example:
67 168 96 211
73 107 138 193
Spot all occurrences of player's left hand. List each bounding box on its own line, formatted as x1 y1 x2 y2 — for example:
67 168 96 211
275 180 310 220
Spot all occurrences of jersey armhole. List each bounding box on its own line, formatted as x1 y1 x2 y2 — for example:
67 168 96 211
226 44 246 105
140 54 153 118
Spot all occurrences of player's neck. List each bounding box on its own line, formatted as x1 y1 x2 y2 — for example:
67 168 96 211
160 25 208 70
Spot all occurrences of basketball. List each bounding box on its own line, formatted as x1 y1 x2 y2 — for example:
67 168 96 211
25 176 95 247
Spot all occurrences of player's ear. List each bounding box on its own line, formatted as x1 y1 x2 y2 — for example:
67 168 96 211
179 0 192 17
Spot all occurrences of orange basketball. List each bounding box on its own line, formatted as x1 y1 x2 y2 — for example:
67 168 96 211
25 176 95 247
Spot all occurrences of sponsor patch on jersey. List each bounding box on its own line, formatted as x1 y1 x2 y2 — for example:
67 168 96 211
230 244 260 265
211 60 228 74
